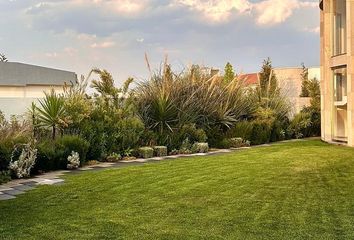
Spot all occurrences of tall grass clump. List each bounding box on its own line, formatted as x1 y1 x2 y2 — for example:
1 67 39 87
135 60 250 148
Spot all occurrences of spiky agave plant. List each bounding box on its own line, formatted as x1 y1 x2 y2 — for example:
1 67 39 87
36 89 66 139
135 68 179 135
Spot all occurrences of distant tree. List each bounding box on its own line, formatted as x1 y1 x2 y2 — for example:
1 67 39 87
300 63 310 97
259 58 278 97
224 62 235 83
300 78 321 136
0 53 8 62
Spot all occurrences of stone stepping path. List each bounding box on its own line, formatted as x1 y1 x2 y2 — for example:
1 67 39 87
0 148 244 201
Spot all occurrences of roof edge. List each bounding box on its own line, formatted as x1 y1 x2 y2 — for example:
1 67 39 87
0 62 76 75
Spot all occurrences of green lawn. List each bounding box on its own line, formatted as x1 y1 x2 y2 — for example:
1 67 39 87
1 140 354 239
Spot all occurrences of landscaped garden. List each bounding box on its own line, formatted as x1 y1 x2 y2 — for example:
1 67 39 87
0 59 321 184
0 59 328 238
1 140 354 239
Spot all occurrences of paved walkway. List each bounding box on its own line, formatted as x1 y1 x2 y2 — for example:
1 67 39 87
0 149 239 201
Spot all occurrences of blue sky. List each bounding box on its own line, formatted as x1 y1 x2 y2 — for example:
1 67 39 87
0 0 320 83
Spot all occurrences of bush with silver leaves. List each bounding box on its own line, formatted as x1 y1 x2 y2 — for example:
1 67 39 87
67 151 80 169
9 143 37 179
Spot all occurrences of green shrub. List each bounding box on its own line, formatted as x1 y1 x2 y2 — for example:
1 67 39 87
56 135 90 163
140 130 158 147
226 121 253 141
106 152 122 162
81 122 107 161
107 117 144 154
0 170 11 184
35 135 89 172
35 140 65 171
191 142 209 153
229 138 250 148
218 137 250 149
218 138 232 149
178 138 192 154
153 146 167 157
250 121 272 145
0 136 28 172
138 147 154 159
206 126 225 148
0 140 14 172
169 124 207 150
288 112 312 139
270 120 288 142
169 149 179 155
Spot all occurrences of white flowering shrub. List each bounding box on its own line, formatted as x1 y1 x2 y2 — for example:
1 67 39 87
67 151 80 169
9 144 37 179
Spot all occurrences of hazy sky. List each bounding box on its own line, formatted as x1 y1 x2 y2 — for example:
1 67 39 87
0 0 320 84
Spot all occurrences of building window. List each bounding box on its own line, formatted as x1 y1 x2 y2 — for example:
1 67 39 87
333 0 347 55
332 67 347 142
333 0 347 56
333 67 347 102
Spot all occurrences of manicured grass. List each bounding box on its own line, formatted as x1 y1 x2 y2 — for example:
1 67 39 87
1 140 354 239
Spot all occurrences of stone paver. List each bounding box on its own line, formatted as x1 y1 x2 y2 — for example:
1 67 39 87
37 179 65 185
12 184 34 191
2 189 25 196
21 181 38 186
0 194 16 201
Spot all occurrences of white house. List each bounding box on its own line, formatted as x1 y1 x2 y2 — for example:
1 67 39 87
0 62 77 118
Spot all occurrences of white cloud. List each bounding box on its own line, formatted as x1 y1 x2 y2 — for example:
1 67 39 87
81 0 149 15
45 52 58 58
64 47 78 56
175 0 318 25
77 33 97 41
175 0 251 22
303 26 320 33
90 41 116 49
253 0 318 26
110 0 148 15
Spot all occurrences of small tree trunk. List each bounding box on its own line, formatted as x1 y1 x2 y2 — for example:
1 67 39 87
52 125 56 140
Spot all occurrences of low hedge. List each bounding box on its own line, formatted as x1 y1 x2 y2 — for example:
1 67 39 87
153 146 167 157
138 147 154 159
34 135 89 172
191 142 209 153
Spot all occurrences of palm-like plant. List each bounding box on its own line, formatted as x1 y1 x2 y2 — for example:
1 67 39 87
36 90 66 139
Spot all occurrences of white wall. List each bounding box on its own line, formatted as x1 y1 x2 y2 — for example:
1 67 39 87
0 85 64 118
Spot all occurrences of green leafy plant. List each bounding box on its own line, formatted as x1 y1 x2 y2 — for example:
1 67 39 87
106 152 122 162
179 138 192 154
0 170 11 184
36 90 66 139
35 135 89 171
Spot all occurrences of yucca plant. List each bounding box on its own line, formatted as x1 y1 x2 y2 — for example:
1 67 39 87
36 90 66 139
